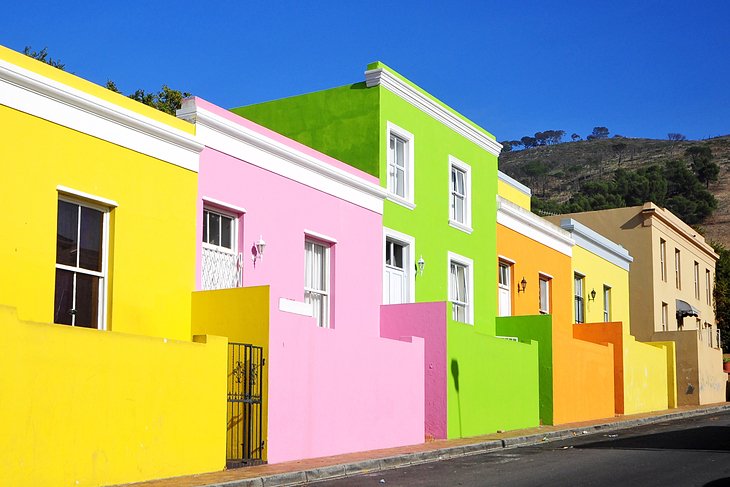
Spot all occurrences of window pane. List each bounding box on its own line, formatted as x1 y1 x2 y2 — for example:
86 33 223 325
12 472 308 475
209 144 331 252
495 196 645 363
75 273 100 328
208 213 220 246
454 195 464 222
56 200 78 266
54 269 74 325
394 138 405 168
79 206 103 271
202 211 209 243
392 243 403 269
221 215 233 249
395 168 405 196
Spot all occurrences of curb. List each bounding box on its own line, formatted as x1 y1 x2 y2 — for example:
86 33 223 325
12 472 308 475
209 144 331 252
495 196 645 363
196 404 730 487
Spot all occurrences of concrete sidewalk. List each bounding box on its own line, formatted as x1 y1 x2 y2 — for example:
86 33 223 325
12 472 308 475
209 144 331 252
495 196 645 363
119 403 730 487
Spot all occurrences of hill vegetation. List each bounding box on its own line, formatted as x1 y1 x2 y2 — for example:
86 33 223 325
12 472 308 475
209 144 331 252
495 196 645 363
499 132 730 241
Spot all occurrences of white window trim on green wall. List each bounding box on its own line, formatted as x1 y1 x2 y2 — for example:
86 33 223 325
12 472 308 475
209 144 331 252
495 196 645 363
383 227 416 304
448 155 472 234
385 121 415 210
447 251 474 325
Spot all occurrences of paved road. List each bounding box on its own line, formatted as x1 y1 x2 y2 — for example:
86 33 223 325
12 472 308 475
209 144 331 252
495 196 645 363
315 411 730 487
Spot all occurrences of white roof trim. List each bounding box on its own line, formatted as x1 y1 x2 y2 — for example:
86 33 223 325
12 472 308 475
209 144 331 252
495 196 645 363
0 57 202 172
497 196 574 256
365 67 502 157
558 219 633 272
498 171 531 196
178 101 387 214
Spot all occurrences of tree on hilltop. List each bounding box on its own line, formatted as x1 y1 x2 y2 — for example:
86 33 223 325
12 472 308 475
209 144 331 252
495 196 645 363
587 126 609 140
22 46 65 70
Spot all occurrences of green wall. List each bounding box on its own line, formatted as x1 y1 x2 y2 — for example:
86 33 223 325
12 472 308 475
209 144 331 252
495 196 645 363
232 83 380 177
448 313 540 437
496 315 554 425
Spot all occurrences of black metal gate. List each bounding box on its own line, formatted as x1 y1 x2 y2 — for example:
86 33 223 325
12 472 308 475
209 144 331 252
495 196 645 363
227 342 265 468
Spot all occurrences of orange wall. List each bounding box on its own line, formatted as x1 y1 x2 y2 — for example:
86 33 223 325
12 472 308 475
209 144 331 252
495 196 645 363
497 224 616 424
496 225 572 327
573 321 626 413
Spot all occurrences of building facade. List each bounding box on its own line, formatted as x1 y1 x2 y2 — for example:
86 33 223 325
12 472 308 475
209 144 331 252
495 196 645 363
0 46 227 486
548 204 725 405
179 97 425 463
233 62 540 438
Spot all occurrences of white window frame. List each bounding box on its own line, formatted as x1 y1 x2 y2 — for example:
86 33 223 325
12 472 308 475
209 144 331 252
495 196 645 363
498 256 514 317
659 239 667 282
603 285 611 322
539 273 552 314
693 261 700 300
574 272 585 324
448 252 474 325
304 237 331 328
202 206 239 255
706 269 712 305
661 302 668 331
448 156 472 234
382 227 416 304
386 121 415 209
675 248 681 289
54 191 112 330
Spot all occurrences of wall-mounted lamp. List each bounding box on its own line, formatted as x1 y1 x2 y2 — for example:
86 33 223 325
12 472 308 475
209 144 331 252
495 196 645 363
517 277 527 293
417 255 425 276
252 235 266 265
589 289 597 302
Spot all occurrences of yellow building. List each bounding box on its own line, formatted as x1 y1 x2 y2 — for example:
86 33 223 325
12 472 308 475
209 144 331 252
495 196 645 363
557 218 676 414
549 204 725 406
0 45 227 486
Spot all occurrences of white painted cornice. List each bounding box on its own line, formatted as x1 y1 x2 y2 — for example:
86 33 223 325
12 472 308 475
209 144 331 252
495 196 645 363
0 57 202 172
497 196 573 256
178 101 387 214
559 218 633 271
365 67 503 157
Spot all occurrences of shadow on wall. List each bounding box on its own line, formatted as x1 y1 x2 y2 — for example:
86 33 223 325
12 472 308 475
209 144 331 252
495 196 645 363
451 359 461 438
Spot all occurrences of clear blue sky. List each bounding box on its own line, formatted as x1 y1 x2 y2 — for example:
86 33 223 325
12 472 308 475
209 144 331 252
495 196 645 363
3 1 729 142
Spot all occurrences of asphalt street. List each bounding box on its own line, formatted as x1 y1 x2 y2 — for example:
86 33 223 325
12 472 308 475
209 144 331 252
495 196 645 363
315 410 730 487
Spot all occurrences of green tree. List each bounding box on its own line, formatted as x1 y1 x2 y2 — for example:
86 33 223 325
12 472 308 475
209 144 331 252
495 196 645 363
664 159 716 224
587 126 609 140
22 46 65 70
685 145 719 188
711 241 730 352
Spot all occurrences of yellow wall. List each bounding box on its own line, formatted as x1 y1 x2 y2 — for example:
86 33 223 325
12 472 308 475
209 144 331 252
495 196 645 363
572 246 631 327
0 102 197 340
572 245 671 414
497 178 531 210
0 305 227 487
192 286 271 461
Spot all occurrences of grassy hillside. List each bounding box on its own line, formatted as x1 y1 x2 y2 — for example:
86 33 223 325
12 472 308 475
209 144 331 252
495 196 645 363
499 135 730 246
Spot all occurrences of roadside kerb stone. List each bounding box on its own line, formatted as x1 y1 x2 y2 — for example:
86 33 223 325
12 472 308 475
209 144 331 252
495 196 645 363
261 471 308 487
197 404 730 487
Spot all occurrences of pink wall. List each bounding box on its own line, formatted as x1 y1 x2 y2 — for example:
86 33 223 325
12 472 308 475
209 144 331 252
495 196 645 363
381 302 447 440
193 98 424 462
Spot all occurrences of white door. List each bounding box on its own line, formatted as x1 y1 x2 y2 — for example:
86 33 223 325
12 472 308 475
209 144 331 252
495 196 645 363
384 239 407 304
498 262 511 317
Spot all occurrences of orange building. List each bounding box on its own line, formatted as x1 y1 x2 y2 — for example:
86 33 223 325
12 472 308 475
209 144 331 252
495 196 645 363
495 195 615 425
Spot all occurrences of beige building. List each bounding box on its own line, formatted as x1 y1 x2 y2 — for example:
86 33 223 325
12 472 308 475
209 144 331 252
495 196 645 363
547 203 726 406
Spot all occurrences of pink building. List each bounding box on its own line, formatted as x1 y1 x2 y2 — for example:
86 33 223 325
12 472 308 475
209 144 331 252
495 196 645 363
179 98 424 465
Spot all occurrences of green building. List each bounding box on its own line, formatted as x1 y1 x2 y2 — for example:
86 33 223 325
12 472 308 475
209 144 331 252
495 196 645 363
233 62 540 438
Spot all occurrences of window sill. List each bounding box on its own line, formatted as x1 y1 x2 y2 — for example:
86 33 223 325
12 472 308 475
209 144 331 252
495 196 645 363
386 193 416 210
448 220 473 234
